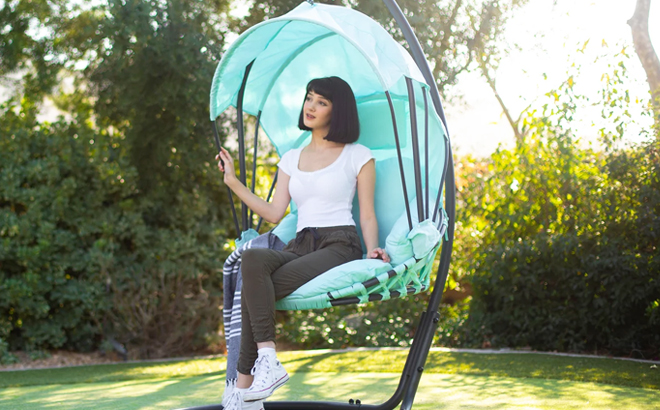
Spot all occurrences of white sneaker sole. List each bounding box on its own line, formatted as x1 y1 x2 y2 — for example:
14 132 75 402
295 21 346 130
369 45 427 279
243 373 290 402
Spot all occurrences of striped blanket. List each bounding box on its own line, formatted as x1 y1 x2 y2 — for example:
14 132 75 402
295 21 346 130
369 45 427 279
222 231 285 387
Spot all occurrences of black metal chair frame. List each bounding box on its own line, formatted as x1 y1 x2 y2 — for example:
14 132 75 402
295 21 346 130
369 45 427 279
188 1 456 408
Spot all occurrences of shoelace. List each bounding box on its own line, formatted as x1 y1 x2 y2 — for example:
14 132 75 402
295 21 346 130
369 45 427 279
250 355 273 387
225 389 244 410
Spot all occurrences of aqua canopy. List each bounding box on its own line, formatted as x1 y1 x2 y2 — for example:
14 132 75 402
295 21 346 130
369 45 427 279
210 2 428 122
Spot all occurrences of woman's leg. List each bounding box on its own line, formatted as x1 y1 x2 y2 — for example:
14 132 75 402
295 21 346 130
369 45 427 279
240 231 362 402
225 248 296 409
241 246 348 403
238 248 298 375
270 244 361 300
243 242 359 351
236 371 253 388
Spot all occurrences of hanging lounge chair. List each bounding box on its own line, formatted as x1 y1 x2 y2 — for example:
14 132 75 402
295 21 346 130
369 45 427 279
187 1 456 409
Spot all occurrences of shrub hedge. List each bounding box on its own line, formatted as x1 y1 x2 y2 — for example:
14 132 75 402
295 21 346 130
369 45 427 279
461 84 660 358
0 101 228 361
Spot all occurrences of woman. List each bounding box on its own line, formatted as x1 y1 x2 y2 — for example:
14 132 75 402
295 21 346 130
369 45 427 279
217 76 390 410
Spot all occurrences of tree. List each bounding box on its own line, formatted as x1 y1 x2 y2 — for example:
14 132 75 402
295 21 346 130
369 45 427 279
70 0 237 358
628 0 660 129
0 0 68 102
1 0 244 358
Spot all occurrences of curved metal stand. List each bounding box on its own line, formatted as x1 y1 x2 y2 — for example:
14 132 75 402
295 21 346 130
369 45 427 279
192 0 455 408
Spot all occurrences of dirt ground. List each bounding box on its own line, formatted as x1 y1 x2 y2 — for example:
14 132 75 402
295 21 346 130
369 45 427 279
0 340 303 372
0 350 123 371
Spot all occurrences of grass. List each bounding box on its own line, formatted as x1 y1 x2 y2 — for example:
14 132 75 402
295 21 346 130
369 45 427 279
1 349 658 390
1 350 659 409
2 372 660 410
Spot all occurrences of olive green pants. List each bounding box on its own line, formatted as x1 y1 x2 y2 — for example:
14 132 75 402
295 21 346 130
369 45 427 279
238 225 363 374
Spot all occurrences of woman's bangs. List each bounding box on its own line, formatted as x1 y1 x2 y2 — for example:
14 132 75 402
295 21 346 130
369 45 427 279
306 78 334 101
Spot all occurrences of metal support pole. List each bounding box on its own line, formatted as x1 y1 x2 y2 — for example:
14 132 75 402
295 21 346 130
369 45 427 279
380 2 457 409
236 61 255 232
212 120 240 235
249 110 262 229
423 88 430 220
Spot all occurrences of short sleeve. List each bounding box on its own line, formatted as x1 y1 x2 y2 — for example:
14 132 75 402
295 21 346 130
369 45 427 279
277 150 293 176
352 144 375 175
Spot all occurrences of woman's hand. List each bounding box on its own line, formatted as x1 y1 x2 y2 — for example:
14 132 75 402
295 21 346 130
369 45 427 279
216 147 238 187
367 247 390 263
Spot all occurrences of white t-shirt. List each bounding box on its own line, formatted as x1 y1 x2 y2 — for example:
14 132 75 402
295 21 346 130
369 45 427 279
278 143 374 232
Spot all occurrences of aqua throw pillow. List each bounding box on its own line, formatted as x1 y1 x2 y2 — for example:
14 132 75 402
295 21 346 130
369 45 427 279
407 219 441 259
385 200 420 266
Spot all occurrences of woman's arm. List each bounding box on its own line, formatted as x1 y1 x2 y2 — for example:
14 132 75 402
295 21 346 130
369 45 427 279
357 159 390 263
217 147 291 224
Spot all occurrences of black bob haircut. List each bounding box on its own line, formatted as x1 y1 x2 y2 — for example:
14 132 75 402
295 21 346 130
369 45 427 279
298 76 360 143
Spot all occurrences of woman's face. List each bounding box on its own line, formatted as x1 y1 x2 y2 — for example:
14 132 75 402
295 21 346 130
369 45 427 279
303 90 333 130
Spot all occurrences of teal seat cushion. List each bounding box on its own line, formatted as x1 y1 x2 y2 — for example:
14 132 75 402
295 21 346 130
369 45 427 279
276 258 392 310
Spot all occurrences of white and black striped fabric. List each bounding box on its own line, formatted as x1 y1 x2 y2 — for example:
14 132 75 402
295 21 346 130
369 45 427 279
222 231 286 384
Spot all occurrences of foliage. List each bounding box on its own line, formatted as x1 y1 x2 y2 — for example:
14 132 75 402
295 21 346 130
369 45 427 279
0 0 236 358
460 51 660 358
0 0 66 100
278 296 426 349
80 0 235 358
0 99 227 358
0 337 18 364
86 0 229 195
0 103 118 353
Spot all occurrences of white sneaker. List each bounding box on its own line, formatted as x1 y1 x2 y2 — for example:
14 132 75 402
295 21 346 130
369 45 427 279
222 388 264 410
221 379 235 407
243 353 289 402
243 399 264 410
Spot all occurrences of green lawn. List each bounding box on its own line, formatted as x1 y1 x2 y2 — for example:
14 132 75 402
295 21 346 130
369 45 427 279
1 350 659 410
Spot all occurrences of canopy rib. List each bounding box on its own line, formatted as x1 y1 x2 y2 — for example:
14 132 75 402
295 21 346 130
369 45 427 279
385 91 412 231
405 77 425 221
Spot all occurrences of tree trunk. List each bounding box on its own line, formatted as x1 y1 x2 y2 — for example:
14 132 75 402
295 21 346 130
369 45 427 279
628 0 660 130
478 59 524 143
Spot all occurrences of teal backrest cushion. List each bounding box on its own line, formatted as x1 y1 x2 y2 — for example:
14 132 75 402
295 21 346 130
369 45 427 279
271 211 297 244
